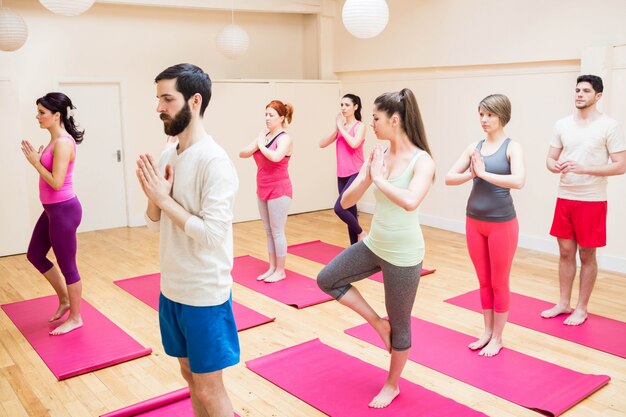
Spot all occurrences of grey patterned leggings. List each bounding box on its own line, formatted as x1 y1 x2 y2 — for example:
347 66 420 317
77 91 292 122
317 241 422 350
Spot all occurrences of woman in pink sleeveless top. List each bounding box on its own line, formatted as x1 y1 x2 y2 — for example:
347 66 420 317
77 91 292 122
320 94 366 244
20 92 85 335
240 100 294 282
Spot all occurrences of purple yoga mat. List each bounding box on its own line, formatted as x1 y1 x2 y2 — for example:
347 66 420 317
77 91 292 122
287 240 436 282
100 387 241 417
345 317 610 416
247 338 489 417
231 255 333 308
114 273 275 331
445 289 626 358
1 296 152 380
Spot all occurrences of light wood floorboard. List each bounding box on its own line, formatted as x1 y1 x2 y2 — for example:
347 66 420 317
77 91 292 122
0 210 624 416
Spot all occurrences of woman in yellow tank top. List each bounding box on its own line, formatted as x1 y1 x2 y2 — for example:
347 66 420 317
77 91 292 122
317 88 435 409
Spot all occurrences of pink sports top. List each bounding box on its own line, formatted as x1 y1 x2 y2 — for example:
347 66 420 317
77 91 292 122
39 134 76 204
336 121 364 178
253 131 292 201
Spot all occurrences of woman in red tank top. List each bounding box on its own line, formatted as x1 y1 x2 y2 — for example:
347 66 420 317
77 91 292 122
240 100 294 282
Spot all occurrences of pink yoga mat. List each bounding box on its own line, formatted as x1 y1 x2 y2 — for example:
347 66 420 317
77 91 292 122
446 289 626 359
1 296 152 380
232 255 333 308
288 240 436 282
114 273 275 331
247 338 488 417
100 387 241 417
346 317 610 416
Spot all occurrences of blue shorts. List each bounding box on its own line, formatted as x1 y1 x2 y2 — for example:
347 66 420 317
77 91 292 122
159 293 240 374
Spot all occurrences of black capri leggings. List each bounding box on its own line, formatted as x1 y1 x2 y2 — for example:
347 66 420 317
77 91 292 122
317 241 422 351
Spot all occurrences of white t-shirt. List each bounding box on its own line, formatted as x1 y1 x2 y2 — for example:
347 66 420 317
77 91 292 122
145 136 239 306
550 114 626 201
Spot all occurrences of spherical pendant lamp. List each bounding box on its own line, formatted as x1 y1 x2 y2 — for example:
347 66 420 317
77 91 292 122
216 23 249 60
342 0 389 39
0 7 28 52
38 0 95 17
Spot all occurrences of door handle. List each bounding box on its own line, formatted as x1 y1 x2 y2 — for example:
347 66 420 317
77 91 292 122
116 150 121 162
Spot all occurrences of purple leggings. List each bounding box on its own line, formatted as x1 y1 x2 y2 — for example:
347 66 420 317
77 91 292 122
334 174 363 245
27 197 82 285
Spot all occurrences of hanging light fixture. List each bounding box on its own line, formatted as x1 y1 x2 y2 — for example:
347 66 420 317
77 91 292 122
0 2 28 52
216 0 249 60
342 0 389 39
38 0 95 17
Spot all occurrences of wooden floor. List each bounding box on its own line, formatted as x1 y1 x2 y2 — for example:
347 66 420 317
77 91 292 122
0 210 624 417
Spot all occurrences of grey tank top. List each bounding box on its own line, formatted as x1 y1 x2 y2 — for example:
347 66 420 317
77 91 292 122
466 138 516 222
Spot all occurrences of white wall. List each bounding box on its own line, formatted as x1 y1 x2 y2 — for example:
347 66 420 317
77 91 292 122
333 0 626 273
0 0 334 255
333 0 626 72
2 0 625 272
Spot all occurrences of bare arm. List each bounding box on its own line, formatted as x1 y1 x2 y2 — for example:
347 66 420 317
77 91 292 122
372 150 435 211
257 134 292 163
559 150 626 176
337 120 366 149
340 152 373 208
320 127 338 148
239 138 259 158
445 143 475 186
21 138 74 190
546 146 563 173
473 141 525 189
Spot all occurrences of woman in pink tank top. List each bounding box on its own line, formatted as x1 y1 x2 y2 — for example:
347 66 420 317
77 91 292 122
20 92 85 336
240 100 294 283
320 93 367 244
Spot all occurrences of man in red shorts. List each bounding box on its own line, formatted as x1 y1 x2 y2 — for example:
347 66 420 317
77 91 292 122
542 74 626 325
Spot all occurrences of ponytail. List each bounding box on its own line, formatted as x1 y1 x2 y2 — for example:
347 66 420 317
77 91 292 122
373 88 431 156
36 92 85 144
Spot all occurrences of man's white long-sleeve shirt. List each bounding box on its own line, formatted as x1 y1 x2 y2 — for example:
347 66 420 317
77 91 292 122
145 136 239 307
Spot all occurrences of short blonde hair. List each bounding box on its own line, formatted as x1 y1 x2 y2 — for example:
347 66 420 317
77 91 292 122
479 94 511 126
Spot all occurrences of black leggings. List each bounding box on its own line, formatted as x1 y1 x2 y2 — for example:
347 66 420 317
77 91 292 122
317 241 422 350
334 174 363 244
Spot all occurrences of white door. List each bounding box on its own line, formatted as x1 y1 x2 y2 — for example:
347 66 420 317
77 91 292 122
0 80 31 256
59 82 127 232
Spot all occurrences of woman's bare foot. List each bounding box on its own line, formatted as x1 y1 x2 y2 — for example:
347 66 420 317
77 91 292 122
257 267 275 281
368 383 400 408
357 231 368 241
478 338 502 357
49 303 70 322
540 304 573 318
372 318 392 353
49 317 83 336
468 332 492 351
264 270 286 283
563 308 588 326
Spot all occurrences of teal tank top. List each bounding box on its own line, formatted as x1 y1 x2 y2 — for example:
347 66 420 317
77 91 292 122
363 150 427 267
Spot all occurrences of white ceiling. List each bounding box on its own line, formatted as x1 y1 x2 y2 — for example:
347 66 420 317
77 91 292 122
96 0 323 14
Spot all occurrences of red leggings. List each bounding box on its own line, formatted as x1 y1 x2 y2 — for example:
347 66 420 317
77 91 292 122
465 217 518 313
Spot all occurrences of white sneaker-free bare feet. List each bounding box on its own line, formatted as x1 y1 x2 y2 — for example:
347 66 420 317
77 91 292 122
357 231 368 241
49 303 70 322
264 270 286 283
478 338 502 357
49 317 83 336
468 332 492 351
257 267 275 281
563 308 588 326
541 304 573 318
368 383 400 408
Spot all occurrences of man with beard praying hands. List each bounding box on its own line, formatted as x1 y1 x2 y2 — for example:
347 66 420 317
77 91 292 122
136 63 240 417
